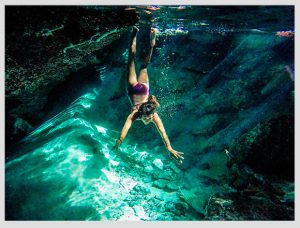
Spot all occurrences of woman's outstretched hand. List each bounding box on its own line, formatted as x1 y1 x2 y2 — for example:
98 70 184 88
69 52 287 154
111 139 122 151
168 148 184 165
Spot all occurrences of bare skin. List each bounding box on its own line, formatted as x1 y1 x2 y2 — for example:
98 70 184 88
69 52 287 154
127 26 149 109
115 27 184 164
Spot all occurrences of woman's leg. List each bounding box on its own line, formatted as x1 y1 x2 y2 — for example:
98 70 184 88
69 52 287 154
138 28 156 84
128 26 139 87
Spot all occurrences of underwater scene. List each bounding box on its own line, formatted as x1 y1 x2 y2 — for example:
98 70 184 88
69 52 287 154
5 6 294 221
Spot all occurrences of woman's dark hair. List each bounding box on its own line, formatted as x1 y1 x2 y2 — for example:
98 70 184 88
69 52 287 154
138 95 160 117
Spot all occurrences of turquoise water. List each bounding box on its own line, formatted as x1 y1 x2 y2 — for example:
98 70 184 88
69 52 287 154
5 6 294 220
6 74 200 220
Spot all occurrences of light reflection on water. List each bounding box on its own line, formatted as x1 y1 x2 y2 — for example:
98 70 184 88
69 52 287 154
6 86 183 220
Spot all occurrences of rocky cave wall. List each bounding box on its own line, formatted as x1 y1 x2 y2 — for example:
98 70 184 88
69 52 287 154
5 6 138 152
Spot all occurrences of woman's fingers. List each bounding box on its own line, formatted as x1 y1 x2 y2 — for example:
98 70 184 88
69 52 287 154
171 150 184 164
172 155 182 165
177 153 184 159
173 149 184 155
176 157 183 165
173 150 184 158
168 149 184 164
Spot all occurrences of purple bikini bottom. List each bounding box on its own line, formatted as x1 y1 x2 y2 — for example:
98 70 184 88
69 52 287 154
128 83 149 95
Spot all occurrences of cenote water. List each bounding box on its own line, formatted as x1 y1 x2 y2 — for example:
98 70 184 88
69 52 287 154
5 6 294 220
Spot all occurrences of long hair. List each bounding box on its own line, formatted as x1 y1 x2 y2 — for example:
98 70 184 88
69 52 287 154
137 95 160 117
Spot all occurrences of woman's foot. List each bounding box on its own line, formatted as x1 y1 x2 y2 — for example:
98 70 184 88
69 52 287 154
150 28 156 47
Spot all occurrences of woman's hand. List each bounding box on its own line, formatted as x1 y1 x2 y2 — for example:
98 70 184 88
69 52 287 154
168 148 184 165
112 139 122 151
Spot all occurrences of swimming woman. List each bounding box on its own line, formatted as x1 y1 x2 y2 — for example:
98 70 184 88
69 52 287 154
114 26 184 164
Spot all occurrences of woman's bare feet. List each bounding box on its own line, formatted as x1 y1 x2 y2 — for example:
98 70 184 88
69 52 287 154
150 28 157 47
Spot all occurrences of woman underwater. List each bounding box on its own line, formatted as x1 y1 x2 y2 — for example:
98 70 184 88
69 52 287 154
114 26 184 164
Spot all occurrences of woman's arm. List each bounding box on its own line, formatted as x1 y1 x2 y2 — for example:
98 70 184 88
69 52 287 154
115 110 138 149
152 113 184 164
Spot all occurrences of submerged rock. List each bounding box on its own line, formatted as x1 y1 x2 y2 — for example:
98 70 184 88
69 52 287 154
205 192 294 220
165 182 179 192
13 117 33 136
169 163 182 174
144 165 154 173
199 162 211 170
133 205 149 220
152 158 164 170
152 179 169 189
131 184 151 195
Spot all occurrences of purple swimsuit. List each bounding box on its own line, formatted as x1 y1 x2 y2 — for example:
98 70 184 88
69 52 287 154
128 82 149 95
128 83 149 111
